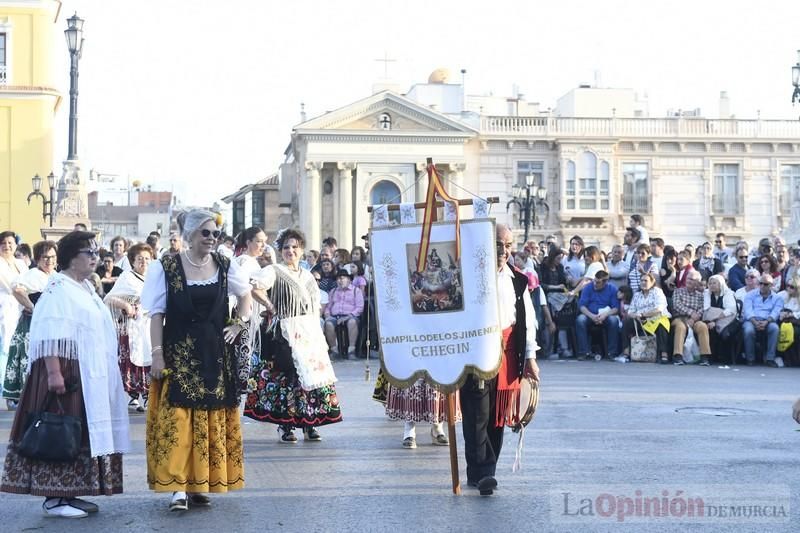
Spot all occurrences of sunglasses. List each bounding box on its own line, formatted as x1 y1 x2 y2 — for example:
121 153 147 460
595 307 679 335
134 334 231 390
737 255 748 259
760 282 772 286
746 275 757 279
200 229 222 239
789 284 797 289
77 249 99 258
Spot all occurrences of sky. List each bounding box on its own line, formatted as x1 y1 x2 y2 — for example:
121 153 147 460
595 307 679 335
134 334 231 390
50 0 800 207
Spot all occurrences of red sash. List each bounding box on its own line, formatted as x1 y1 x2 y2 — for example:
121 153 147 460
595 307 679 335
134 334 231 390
495 326 523 427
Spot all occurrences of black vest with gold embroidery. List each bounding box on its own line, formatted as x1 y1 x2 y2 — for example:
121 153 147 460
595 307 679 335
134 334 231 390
162 253 238 409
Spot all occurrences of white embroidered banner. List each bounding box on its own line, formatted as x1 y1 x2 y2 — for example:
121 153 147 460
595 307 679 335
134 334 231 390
372 205 389 227
370 219 502 390
399 203 416 224
473 198 489 218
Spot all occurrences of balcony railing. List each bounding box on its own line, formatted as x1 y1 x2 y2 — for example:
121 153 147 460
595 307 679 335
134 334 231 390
621 194 650 214
0 65 6 85
711 194 744 216
479 116 800 139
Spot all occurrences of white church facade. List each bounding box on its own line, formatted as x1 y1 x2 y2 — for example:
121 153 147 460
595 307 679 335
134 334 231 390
235 72 800 250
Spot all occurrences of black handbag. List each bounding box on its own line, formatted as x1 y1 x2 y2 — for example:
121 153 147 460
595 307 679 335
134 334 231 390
18 392 82 462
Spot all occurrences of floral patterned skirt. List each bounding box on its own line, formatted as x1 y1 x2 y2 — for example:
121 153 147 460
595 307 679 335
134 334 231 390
146 375 244 493
2 313 31 401
243 331 342 428
1 358 123 497
118 333 150 398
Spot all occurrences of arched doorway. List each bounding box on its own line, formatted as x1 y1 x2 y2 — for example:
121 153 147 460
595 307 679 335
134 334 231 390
370 180 402 225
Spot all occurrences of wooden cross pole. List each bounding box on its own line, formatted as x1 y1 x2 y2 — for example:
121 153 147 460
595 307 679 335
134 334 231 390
366 161 497 495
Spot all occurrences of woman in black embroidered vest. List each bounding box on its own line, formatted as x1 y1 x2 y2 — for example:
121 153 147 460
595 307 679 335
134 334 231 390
142 210 252 512
244 228 342 443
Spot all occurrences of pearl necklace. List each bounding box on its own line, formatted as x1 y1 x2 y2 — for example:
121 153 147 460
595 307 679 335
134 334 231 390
183 251 210 268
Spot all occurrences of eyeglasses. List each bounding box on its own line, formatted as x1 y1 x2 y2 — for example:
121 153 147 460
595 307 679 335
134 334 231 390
77 249 99 258
714 240 722 244
759 282 772 286
41 255 57 261
638 252 648 256
788 284 797 289
200 229 222 239
746 275 757 279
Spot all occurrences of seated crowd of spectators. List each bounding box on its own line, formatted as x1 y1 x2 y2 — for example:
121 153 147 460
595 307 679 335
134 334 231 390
515 215 800 368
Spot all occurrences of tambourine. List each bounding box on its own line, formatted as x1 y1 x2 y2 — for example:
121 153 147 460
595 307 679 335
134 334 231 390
511 377 539 433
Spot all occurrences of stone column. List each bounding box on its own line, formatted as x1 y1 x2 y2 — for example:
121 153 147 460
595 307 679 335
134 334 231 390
304 161 323 248
447 163 465 196
415 162 428 204
337 162 355 250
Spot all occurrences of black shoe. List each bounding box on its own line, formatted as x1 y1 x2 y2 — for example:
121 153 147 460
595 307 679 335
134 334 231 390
745 360 755 366
477 476 497 496
673 355 685 366
278 426 297 443
303 427 322 441
699 356 711 367
188 493 211 507
765 360 779 368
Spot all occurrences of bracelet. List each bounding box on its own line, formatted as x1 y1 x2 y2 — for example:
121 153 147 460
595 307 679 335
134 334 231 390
151 346 163 354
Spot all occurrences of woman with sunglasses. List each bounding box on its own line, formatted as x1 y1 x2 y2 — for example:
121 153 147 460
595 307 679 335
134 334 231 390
0 231 130 518
104 243 154 413
756 254 782 293
777 276 800 367
734 268 761 305
2 241 57 407
142 210 253 512
245 228 341 443
628 243 660 294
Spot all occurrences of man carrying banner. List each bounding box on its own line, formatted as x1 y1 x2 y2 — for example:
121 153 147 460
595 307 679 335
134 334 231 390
460 223 540 496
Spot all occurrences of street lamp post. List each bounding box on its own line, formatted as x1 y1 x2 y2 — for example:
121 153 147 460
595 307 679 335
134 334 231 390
27 172 56 227
506 173 549 244
64 13 84 160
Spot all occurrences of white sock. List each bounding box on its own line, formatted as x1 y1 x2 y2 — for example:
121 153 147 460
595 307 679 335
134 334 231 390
431 422 445 436
403 421 416 439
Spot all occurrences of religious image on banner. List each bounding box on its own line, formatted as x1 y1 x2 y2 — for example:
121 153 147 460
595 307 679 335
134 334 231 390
407 241 464 314
370 219 502 390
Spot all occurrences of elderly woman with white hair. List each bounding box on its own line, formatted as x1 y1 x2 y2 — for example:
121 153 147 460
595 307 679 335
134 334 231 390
703 274 739 364
142 209 253 512
734 267 760 304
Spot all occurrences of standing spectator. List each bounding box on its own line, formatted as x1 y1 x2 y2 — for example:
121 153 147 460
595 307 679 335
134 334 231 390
146 231 163 258
322 236 338 253
628 243 659 293
713 233 732 263
13 243 33 269
96 253 123 294
563 235 586 289
623 228 641 264
629 214 649 244
311 246 333 275
109 236 131 271
742 274 783 367
333 248 351 267
575 271 620 360
670 271 712 366
749 238 774 267
692 242 724 282
650 238 665 264
608 244 630 288
0 231 129 518
165 232 182 257
727 245 750 291
776 244 790 289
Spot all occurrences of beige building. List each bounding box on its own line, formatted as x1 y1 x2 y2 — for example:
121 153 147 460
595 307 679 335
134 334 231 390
261 71 800 250
221 173 281 240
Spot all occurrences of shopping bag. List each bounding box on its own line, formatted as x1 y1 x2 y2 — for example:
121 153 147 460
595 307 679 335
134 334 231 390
630 320 657 363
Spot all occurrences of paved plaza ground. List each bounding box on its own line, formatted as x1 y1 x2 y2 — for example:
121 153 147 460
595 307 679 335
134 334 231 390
0 358 798 532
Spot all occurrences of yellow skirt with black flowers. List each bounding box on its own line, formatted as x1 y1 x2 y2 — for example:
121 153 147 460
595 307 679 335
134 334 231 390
146 376 244 493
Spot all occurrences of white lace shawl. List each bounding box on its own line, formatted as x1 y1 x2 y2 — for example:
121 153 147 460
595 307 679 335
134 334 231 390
28 273 130 457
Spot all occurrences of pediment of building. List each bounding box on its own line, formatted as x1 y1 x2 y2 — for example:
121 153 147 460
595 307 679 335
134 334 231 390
295 91 476 135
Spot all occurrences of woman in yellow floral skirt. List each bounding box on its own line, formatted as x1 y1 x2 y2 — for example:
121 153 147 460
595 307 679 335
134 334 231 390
142 210 252 512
